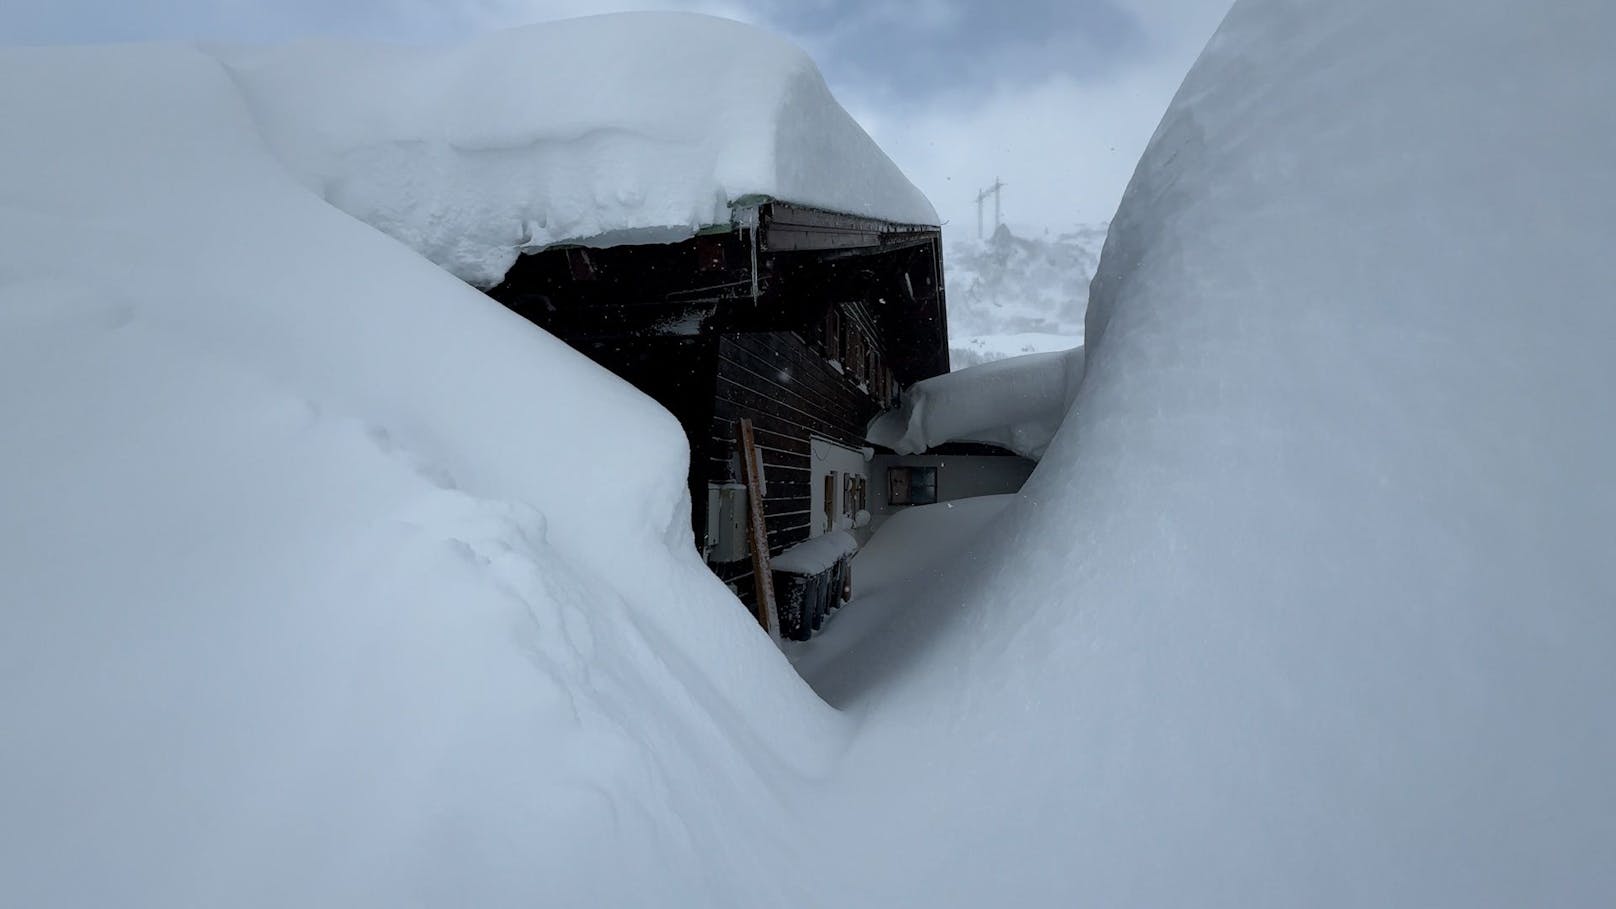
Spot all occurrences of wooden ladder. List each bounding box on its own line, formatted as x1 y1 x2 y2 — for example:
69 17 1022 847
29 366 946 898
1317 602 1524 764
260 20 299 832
735 418 780 638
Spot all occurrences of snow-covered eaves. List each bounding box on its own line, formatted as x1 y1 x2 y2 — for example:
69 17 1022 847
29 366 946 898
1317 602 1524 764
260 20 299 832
220 13 939 288
867 346 1085 460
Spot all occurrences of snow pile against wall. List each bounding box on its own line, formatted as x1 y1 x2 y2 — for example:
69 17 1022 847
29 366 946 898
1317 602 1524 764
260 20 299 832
867 346 1084 459
812 0 1616 904
220 13 938 287
772 530 860 576
0 41 840 907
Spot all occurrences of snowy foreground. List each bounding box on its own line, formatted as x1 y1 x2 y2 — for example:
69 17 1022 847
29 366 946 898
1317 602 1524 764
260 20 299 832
5 3 1616 906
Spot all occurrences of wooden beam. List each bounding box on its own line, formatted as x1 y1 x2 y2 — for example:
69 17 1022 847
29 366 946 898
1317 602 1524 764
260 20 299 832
735 418 780 637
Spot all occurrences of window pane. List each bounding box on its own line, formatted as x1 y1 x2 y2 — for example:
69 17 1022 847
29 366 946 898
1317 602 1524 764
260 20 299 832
888 466 910 505
912 467 938 505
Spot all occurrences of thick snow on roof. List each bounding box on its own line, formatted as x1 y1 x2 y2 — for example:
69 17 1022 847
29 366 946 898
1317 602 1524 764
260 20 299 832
222 13 938 287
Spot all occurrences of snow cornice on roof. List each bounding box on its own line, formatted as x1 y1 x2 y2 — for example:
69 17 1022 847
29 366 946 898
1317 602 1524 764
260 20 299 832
220 12 939 288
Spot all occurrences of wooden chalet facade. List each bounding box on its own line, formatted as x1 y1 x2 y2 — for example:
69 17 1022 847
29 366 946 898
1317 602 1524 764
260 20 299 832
487 200 949 639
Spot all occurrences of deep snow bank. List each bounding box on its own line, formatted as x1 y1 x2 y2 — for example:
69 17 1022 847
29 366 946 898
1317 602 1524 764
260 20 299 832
814 0 1616 904
0 38 837 907
221 13 937 287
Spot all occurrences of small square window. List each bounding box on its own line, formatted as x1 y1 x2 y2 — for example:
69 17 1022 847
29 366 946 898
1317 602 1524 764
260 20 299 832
824 309 841 361
888 466 938 506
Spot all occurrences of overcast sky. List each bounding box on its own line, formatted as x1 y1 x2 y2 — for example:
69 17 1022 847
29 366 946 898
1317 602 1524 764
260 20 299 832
3 0 1231 235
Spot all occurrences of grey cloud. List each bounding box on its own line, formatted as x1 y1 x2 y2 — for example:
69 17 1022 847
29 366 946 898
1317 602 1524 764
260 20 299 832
752 0 1149 103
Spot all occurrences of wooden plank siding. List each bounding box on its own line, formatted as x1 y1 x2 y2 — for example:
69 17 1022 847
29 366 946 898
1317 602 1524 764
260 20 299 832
705 329 885 610
483 203 949 629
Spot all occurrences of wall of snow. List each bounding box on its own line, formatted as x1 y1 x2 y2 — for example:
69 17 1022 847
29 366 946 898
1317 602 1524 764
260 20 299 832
221 13 938 288
808 0 1616 905
0 39 841 907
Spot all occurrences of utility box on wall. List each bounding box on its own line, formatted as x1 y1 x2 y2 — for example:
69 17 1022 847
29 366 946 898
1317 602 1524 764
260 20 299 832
704 483 749 563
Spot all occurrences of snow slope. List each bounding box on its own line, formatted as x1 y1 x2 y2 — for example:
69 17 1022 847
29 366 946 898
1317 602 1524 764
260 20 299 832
0 37 840 907
221 13 938 288
809 0 1616 905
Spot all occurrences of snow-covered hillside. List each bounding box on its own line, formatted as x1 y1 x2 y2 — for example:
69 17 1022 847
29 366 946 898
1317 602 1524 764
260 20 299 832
4 2 1615 906
944 222 1102 367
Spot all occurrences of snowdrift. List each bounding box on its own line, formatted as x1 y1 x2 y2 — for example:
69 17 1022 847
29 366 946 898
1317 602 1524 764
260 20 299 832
812 0 1616 905
222 13 938 287
0 28 842 908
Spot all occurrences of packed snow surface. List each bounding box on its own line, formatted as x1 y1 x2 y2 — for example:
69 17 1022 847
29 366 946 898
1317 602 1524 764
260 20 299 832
222 13 938 287
867 346 1084 459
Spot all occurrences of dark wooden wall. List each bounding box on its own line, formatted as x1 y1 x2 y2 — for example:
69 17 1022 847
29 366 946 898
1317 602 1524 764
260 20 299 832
706 329 884 607
560 335 720 547
485 202 950 622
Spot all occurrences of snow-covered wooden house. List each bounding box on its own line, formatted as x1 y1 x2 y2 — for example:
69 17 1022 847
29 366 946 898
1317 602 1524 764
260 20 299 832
317 13 940 639
489 199 949 639
236 10 1047 641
